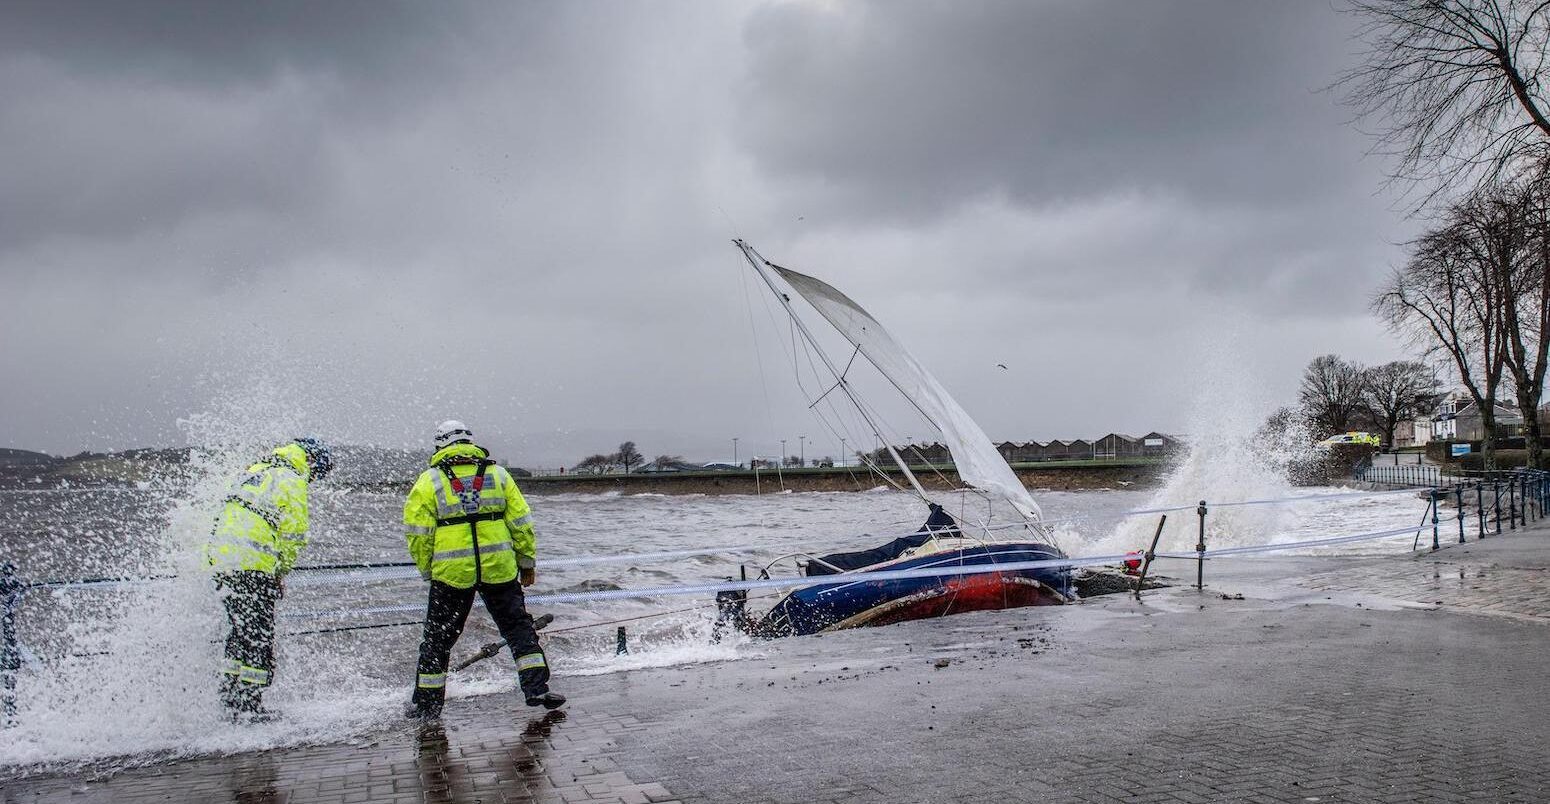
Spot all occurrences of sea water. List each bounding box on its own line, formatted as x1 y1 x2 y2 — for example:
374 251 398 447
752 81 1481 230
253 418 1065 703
0 472 1427 772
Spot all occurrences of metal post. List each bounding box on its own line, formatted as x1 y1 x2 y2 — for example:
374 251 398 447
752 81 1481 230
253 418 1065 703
1495 481 1503 534
1510 477 1518 530
1456 485 1466 544
1196 500 1207 591
1430 490 1441 551
615 626 628 656
1133 515 1167 601
1477 482 1486 538
1 563 20 728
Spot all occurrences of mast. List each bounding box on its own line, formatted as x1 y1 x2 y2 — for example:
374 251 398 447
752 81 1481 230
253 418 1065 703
733 239 932 503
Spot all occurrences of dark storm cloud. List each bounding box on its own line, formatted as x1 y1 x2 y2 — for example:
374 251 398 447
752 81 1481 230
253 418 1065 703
0 0 1416 459
0 1 556 267
0 1 473 88
736 0 1363 219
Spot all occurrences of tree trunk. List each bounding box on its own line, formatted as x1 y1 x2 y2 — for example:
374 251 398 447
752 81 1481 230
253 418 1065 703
1480 407 1497 471
1518 385 1545 469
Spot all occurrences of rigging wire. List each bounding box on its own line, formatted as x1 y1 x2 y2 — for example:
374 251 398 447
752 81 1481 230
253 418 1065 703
747 257 906 494
737 251 779 460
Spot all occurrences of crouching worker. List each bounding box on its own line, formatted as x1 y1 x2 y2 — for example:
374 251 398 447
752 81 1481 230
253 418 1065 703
207 438 333 721
404 421 565 720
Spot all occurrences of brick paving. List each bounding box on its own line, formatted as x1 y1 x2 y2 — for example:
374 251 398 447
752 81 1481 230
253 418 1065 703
1299 536 1550 623
3 529 1549 803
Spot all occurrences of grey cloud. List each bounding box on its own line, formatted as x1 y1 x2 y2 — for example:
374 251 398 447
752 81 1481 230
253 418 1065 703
735 0 1368 221
0 0 1419 461
0 1 477 89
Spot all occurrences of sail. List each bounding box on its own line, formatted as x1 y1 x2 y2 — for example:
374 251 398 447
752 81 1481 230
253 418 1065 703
770 265 1044 524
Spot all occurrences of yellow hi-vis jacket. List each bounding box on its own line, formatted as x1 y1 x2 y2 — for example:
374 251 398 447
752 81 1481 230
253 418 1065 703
208 443 312 575
403 442 537 588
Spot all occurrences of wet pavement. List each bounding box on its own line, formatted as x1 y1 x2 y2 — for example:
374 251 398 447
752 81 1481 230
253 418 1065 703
4 527 1550 803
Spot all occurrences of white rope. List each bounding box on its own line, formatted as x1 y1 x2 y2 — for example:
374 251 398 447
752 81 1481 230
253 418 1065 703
281 521 1436 619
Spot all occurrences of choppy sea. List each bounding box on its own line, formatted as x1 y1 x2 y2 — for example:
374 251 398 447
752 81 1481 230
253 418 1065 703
0 473 1427 772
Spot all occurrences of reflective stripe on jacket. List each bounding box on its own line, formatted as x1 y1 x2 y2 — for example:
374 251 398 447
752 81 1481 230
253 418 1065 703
404 442 537 589
208 443 312 575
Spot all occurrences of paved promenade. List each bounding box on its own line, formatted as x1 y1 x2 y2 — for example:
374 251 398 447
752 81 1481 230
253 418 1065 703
4 527 1549 803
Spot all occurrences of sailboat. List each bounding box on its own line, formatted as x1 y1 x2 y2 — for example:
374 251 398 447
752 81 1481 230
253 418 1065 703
715 240 1072 639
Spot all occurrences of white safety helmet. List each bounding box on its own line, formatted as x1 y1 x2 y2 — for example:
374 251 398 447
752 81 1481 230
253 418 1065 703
434 420 475 450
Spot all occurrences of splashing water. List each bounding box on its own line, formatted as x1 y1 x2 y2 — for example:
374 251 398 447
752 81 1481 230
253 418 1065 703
1095 334 1324 555
1 371 412 772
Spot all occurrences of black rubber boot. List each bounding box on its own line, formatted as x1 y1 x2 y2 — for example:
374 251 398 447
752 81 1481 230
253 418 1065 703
222 679 275 722
404 701 443 722
525 691 566 710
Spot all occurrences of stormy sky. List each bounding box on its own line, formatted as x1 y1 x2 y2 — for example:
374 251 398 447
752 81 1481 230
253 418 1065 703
0 1 1416 466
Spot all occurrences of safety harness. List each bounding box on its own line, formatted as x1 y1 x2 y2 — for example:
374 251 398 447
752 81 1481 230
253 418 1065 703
436 458 505 527
222 456 303 530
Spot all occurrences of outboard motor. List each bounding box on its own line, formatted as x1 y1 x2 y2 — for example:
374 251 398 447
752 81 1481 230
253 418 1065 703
712 567 751 642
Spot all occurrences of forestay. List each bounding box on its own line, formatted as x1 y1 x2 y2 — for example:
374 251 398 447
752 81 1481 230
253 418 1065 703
770 265 1046 525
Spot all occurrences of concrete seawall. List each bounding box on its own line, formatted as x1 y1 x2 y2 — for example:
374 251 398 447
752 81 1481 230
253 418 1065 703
516 459 1166 496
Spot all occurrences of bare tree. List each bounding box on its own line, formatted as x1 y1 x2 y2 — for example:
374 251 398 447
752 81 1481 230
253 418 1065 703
1362 361 1443 447
614 441 643 474
1497 172 1550 467
1339 0 1550 202
1375 208 1511 467
651 454 684 470
1299 355 1370 436
574 454 615 474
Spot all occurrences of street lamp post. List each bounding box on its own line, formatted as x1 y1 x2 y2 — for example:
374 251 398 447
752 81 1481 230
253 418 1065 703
732 437 739 467
781 439 787 466
799 435 806 467
841 438 847 467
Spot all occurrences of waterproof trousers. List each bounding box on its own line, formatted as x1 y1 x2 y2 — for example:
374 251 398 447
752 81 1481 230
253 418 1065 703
411 579 549 715
216 570 280 713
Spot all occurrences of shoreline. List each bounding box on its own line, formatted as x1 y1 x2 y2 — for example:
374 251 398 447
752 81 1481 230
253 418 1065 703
515 458 1167 496
0 457 1170 495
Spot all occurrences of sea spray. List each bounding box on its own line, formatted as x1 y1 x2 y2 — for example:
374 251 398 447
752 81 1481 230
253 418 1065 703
0 371 402 773
1093 334 1321 555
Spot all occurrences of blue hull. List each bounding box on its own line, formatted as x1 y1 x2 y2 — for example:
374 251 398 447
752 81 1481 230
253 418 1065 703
749 542 1070 638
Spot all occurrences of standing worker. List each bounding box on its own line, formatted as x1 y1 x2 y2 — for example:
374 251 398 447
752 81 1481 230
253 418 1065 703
207 437 334 721
404 421 564 720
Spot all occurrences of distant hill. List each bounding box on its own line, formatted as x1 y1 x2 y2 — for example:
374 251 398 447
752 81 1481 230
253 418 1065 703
0 448 58 466
0 443 546 489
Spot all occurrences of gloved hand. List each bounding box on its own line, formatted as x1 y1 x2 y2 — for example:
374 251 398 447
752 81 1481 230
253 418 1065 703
520 567 536 587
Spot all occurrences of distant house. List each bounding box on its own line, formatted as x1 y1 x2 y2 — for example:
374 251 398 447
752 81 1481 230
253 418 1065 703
1093 433 1141 459
1065 439 1093 460
1138 432 1179 457
1432 397 1522 441
1393 418 1433 449
997 441 1049 463
902 442 952 465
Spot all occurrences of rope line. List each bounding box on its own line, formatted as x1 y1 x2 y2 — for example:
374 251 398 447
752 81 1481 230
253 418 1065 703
277 521 1436 619
16 485 1449 591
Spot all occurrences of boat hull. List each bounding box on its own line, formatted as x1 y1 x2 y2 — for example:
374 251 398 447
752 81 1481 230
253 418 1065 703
748 542 1069 639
